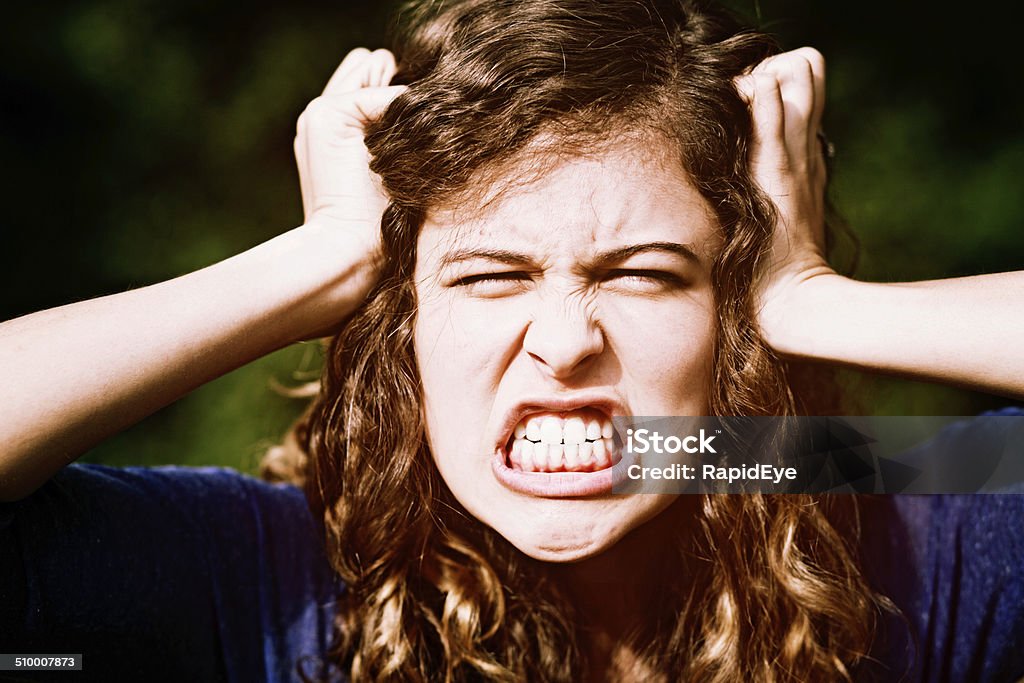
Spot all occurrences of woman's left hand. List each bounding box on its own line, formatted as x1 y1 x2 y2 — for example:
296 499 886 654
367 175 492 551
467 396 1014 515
736 48 1024 398
735 48 836 349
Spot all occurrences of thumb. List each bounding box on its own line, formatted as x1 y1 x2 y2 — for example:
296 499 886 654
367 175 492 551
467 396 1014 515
339 84 409 130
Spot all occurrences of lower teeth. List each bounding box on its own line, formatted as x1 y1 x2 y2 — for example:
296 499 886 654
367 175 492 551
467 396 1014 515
508 438 616 472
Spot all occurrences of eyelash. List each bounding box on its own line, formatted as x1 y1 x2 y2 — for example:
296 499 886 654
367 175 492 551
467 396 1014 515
608 270 682 285
452 270 682 287
453 272 528 286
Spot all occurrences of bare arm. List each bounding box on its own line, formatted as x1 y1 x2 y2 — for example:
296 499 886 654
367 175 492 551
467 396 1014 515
761 271 1024 397
0 49 405 501
739 49 1024 399
0 225 374 501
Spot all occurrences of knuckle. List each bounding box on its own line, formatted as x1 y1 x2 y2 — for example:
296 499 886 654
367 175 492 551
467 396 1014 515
787 56 815 89
301 97 334 124
304 96 327 116
795 46 826 74
795 55 814 76
762 50 818 84
776 55 812 84
734 74 755 99
752 72 781 97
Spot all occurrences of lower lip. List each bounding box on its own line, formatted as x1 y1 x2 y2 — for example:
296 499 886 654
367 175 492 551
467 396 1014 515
491 450 615 498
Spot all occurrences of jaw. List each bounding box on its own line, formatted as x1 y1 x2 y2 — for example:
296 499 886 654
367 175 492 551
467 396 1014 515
476 492 678 563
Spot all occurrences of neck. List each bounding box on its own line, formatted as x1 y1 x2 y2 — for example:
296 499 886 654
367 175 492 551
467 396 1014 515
551 497 698 679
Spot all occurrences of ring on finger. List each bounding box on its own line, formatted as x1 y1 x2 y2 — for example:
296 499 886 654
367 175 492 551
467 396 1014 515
816 130 836 161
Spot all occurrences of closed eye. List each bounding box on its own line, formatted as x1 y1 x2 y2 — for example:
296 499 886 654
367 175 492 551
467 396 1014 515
446 269 684 296
447 271 534 297
604 269 683 286
451 272 531 286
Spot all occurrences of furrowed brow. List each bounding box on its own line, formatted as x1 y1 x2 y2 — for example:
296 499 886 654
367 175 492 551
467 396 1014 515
439 248 535 269
592 242 701 267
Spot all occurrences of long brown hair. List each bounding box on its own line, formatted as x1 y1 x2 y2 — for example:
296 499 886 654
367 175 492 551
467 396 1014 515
265 0 884 679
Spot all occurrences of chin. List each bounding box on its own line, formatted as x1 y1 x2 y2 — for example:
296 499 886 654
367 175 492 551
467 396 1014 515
499 527 622 563
481 497 662 563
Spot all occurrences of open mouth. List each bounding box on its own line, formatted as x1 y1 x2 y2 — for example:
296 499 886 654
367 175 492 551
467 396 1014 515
502 407 622 473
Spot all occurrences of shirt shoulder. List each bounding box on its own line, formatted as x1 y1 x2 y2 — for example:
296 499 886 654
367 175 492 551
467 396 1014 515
859 408 1024 682
0 463 342 682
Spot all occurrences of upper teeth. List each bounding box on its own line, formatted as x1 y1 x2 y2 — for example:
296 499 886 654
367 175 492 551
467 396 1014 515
512 411 614 446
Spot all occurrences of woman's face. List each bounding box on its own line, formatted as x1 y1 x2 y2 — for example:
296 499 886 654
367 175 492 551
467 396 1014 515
413 137 721 561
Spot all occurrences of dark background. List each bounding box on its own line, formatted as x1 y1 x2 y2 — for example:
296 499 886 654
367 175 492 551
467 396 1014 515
2 1 1021 473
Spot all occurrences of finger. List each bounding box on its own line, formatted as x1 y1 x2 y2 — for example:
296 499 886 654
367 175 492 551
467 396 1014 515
339 84 409 128
322 47 373 96
323 48 398 95
784 48 827 186
759 54 815 167
299 84 407 145
363 49 397 88
746 72 787 177
294 135 313 221
792 47 826 138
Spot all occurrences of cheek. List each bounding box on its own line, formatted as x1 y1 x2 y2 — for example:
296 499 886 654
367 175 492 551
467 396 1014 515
601 291 717 390
413 292 522 457
414 295 523 387
416 286 716 400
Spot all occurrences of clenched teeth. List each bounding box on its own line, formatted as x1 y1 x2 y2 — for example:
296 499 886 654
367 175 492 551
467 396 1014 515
507 409 619 473
509 436 618 472
513 410 614 446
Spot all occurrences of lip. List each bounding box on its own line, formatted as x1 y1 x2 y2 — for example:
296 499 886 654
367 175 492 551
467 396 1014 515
490 390 627 498
492 449 616 497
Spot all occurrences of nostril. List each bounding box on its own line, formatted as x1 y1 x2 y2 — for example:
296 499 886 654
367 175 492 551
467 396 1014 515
525 348 600 381
522 313 605 379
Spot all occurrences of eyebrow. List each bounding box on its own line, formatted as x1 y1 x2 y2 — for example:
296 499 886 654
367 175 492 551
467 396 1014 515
593 242 702 267
438 241 702 269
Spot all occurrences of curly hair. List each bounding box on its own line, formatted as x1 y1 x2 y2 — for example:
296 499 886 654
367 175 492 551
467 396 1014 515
263 0 887 679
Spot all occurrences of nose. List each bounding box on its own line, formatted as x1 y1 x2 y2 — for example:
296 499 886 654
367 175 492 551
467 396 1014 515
522 291 605 380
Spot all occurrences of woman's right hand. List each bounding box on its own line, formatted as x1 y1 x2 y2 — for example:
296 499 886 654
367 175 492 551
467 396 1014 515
0 49 407 499
293 48 406 291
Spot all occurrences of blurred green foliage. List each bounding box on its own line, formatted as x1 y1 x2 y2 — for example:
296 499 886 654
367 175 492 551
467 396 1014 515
2 1 1021 473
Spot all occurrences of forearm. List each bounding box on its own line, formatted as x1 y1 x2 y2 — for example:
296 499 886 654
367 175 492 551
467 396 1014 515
0 222 376 501
763 272 1024 398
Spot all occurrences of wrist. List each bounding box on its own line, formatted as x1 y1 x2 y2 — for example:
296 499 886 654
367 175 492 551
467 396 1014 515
215 222 382 348
757 270 851 359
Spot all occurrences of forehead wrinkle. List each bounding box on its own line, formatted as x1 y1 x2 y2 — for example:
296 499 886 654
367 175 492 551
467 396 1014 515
419 135 718 273
418 216 480 277
426 204 558 271
424 133 656 241
567 144 700 247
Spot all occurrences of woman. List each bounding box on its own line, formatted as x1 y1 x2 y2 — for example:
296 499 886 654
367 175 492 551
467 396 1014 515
2 0 1023 681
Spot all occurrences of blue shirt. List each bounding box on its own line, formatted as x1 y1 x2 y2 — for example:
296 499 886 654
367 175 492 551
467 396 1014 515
3 410 1024 682
1 464 343 682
